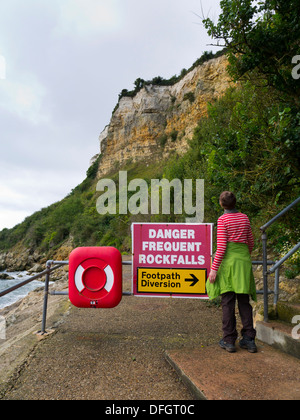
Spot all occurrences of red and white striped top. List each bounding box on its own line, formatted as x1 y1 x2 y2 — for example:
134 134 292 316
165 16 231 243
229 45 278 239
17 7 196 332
211 212 254 272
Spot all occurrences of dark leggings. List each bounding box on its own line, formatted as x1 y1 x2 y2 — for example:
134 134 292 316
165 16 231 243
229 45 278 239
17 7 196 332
221 292 256 344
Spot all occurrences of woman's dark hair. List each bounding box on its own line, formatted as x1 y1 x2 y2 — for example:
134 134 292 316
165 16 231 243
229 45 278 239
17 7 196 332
219 191 236 210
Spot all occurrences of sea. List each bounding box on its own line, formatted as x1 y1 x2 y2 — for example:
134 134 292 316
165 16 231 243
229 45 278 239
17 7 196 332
0 271 45 310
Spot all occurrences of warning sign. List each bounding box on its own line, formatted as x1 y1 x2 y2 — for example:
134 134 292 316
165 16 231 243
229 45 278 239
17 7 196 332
132 223 213 299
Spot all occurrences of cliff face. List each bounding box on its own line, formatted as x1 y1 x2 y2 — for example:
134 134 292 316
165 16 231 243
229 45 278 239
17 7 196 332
97 55 231 177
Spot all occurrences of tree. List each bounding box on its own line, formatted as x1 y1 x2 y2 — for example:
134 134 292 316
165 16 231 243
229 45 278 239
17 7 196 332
203 0 300 106
134 78 145 91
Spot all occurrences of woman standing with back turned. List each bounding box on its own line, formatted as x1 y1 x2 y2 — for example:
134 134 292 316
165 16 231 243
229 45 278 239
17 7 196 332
207 191 257 353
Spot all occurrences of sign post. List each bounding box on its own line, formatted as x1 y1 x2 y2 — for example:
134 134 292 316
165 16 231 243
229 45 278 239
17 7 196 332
132 223 213 299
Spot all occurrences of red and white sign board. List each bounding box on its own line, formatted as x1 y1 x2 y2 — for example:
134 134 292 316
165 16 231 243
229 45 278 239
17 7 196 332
69 247 122 309
132 223 213 299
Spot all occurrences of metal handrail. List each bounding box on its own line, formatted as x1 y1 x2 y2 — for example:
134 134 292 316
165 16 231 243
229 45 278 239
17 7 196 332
260 196 300 322
252 260 279 304
0 263 65 299
269 243 300 274
1 258 133 335
40 259 133 334
260 197 300 232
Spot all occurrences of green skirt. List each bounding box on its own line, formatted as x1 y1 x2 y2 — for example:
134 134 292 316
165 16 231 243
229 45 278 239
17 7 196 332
206 242 257 301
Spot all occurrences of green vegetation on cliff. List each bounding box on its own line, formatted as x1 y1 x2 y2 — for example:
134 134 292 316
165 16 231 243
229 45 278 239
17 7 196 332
0 0 299 275
0 78 298 267
164 82 299 261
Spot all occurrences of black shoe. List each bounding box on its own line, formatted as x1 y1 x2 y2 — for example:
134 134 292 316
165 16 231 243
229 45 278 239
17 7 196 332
239 336 257 353
219 339 236 353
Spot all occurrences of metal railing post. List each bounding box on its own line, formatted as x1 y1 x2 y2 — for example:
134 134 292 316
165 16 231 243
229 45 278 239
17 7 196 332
40 261 52 335
274 267 280 306
262 231 269 322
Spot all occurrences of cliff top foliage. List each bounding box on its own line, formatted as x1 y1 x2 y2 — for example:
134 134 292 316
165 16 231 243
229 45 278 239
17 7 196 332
117 49 226 102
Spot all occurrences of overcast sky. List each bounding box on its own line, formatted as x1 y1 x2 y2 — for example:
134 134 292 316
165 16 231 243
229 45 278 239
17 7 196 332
0 0 221 231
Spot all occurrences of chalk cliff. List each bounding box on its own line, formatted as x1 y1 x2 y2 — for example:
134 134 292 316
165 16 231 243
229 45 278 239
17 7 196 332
97 55 231 176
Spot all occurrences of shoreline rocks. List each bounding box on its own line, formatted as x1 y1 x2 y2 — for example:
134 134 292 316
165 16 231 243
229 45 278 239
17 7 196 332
0 245 46 273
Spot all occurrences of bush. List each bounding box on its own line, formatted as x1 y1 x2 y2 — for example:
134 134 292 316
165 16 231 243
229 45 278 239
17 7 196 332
183 92 195 104
158 133 168 148
170 130 178 142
